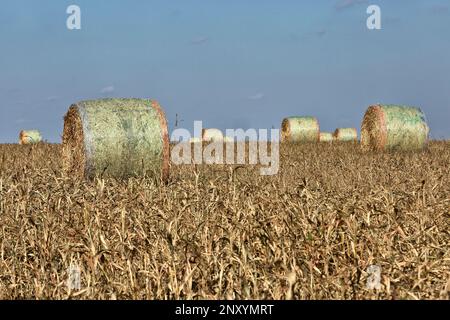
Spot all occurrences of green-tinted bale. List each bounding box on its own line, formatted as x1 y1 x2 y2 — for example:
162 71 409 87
19 130 42 145
63 98 169 180
281 117 320 143
361 105 429 151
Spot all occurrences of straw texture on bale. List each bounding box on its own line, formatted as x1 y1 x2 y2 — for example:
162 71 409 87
202 128 224 142
333 128 358 142
319 132 333 143
361 104 430 151
19 130 42 145
62 98 169 181
281 117 320 143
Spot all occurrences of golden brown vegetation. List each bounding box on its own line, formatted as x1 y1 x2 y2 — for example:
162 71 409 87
0 142 448 299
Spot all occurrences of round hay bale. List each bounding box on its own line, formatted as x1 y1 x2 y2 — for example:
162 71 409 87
19 130 42 145
361 104 429 151
281 117 320 143
319 132 333 143
333 128 358 142
62 98 169 181
202 128 224 142
189 137 202 144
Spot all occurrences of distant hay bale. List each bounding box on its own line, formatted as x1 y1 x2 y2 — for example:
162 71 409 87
202 128 224 142
333 128 358 142
319 132 333 142
281 117 320 143
19 130 42 145
361 104 430 151
189 137 202 144
62 98 169 181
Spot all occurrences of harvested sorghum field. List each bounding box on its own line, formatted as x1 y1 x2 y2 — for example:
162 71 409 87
0 142 448 299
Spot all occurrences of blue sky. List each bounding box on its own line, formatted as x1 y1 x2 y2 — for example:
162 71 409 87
0 0 449 142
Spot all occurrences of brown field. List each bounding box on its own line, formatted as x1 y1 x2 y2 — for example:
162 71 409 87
0 142 448 300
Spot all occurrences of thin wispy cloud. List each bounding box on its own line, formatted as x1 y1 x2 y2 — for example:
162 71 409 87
189 36 210 45
15 118 28 124
335 0 367 11
248 93 265 100
46 95 59 102
170 9 181 17
5 88 20 96
383 16 401 26
299 29 328 40
100 86 115 94
430 5 449 15
290 29 327 42
316 29 327 38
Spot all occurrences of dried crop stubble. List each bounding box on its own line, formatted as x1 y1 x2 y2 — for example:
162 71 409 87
0 141 448 300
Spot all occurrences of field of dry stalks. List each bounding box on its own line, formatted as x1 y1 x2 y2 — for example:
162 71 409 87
0 142 448 300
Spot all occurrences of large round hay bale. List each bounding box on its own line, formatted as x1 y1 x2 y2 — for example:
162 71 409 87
333 128 358 142
319 132 333 142
189 137 202 144
62 98 170 181
361 104 429 151
281 117 320 143
19 130 42 145
202 128 224 142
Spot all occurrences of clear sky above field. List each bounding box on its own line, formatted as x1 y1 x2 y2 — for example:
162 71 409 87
0 0 449 142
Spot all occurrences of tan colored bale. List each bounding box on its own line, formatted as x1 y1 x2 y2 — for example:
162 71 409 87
333 128 358 142
19 130 42 145
189 137 202 144
361 104 429 151
281 117 320 143
202 128 224 142
319 132 333 143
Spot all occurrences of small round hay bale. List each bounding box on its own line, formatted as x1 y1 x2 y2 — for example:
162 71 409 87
202 128 224 142
361 104 429 151
62 98 169 181
333 128 358 142
189 137 202 144
19 130 42 145
281 117 320 143
319 132 333 143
